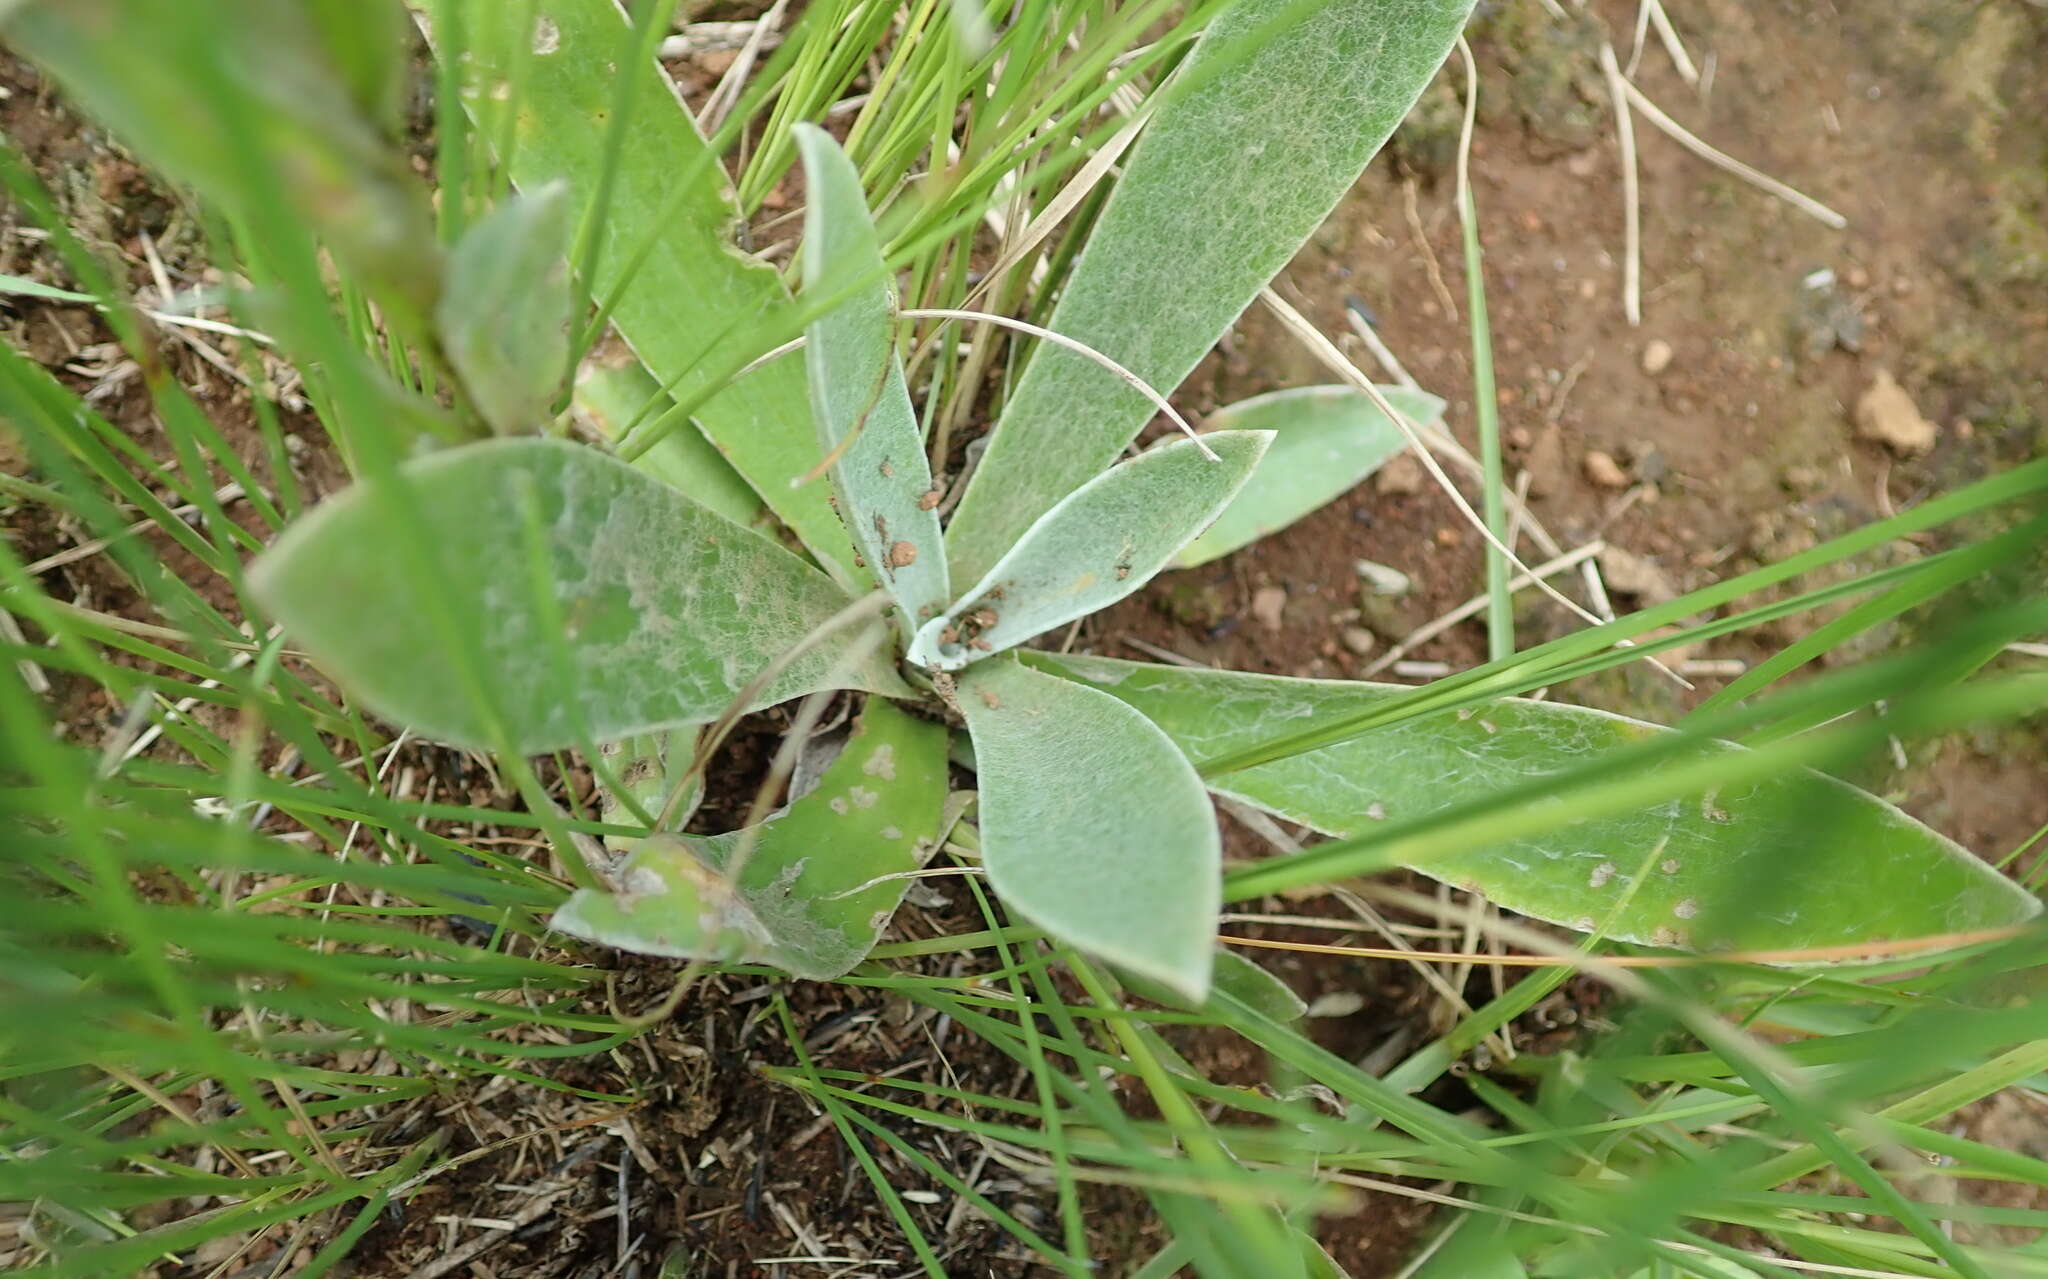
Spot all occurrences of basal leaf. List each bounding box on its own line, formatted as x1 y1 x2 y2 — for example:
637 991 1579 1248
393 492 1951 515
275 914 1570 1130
956 657 1220 1001
1122 948 1307 1021
793 125 948 627
553 697 949 978
1031 656 2040 955
1174 385 1445 568
574 342 764 530
445 0 860 581
250 438 907 754
549 834 776 964
439 183 573 434
944 0 1475 584
907 431 1270 671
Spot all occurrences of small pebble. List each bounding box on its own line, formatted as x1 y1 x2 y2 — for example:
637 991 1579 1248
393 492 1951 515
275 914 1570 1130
1354 560 1412 596
1641 338 1674 376
1854 368 1937 456
1340 627 1378 657
1375 452 1425 496
1250 585 1288 632
1583 449 1630 489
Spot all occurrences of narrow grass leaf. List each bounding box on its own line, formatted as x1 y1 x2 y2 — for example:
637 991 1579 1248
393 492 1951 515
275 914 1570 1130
555 695 947 976
8 0 441 319
438 182 573 433
251 438 904 753
1173 385 1444 568
956 657 1219 1001
1034 656 2039 953
944 0 1475 582
908 431 1269 670
793 124 949 625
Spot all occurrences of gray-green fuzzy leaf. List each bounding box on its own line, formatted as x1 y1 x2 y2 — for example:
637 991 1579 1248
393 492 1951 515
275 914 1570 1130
794 125 948 627
445 0 859 581
944 0 1475 584
553 697 948 978
574 344 764 530
957 657 1220 1002
908 431 1270 671
251 438 906 754
1031 656 2039 954
439 184 573 434
1174 385 1445 568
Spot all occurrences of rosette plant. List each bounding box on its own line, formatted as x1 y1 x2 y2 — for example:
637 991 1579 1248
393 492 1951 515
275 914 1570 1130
247 0 2035 1003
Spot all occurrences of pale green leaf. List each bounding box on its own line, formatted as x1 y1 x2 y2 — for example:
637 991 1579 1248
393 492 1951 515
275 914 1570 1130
793 125 949 626
553 698 949 978
1030 656 2040 954
573 345 764 530
445 0 859 580
907 431 1270 671
956 657 1220 1002
1122 948 1307 1022
1174 385 1445 568
944 0 1475 583
250 438 907 754
439 183 573 434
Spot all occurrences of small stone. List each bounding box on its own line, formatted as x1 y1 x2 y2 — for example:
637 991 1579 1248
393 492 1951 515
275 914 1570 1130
1354 560 1412 596
1251 585 1288 632
1306 991 1366 1019
1340 627 1378 657
1854 368 1937 456
1599 546 1677 604
1375 451 1425 496
1583 449 1629 489
1641 339 1674 376
886 540 918 567
1781 464 1825 494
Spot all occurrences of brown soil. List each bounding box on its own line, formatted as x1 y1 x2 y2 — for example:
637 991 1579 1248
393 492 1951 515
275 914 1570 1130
7 3 2047 1277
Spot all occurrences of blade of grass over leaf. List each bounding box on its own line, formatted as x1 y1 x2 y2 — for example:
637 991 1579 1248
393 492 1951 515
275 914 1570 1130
908 431 1269 670
571 344 765 528
251 438 906 753
1172 385 1445 568
793 124 949 625
956 656 1221 1002
1032 655 2040 953
445 0 860 580
944 0 1475 584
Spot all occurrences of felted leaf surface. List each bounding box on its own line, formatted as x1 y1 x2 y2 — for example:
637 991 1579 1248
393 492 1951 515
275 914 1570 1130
444 0 859 580
250 438 906 754
1174 385 1445 568
573 344 763 529
794 125 948 625
907 432 1269 671
943 0 1475 584
956 657 1220 1002
1031 656 2039 954
439 184 572 434
552 697 949 978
